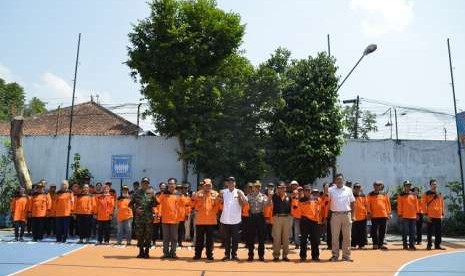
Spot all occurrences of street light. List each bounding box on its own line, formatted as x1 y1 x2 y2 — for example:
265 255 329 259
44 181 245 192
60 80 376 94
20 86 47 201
336 44 377 93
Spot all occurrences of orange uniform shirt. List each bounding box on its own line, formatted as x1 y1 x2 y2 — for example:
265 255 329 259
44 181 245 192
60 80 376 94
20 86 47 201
95 194 115 221
74 194 95 215
320 194 330 221
353 194 368 221
157 191 184 224
54 191 74 217
47 193 56 217
291 197 301 218
11 195 29 222
117 196 133 222
295 197 322 223
242 201 250 217
421 191 444 219
192 190 220 225
29 193 51 217
367 192 391 218
397 192 420 219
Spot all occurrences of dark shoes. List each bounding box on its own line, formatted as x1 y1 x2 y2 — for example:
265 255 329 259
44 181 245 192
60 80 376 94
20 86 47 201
379 245 388 250
273 257 280 262
329 256 338 262
435 246 446 250
137 247 144 258
193 255 201 260
221 256 230 261
282 257 290 262
231 256 240 261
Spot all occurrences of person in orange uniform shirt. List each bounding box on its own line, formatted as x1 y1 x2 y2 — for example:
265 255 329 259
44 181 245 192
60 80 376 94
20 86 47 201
157 177 185 258
96 184 115 244
75 184 95 244
11 187 29 241
45 184 56 237
422 179 446 250
367 181 391 250
264 183 275 242
28 181 51 241
54 180 74 243
176 184 187 247
69 183 81 237
192 178 220 261
117 185 133 246
295 186 322 262
351 183 368 249
397 181 420 250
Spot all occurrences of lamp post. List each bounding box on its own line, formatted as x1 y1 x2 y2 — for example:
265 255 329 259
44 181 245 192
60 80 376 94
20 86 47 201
336 44 377 93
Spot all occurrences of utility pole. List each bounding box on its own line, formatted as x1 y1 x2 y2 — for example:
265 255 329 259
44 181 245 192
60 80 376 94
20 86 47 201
447 38 465 212
327 34 331 56
136 102 142 137
65 33 81 180
354 95 360 139
394 108 399 142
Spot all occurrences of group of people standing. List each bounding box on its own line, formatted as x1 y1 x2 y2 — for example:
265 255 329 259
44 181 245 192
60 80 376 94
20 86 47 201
10 174 446 262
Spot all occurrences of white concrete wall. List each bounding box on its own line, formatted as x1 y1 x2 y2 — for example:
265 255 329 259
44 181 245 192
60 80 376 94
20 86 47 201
1 135 463 194
317 139 464 193
0 135 197 192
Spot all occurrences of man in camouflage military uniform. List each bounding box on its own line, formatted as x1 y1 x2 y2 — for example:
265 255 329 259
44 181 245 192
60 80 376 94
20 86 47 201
130 177 156 258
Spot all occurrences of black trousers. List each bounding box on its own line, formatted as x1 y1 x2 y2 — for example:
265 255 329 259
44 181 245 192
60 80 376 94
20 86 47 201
371 217 387 247
416 214 423 243
246 214 265 258
265 222 273 242
178 221 186 245
152 222 163 243
31 217 45 241
300 217 320 260
223 223 240 258
77 214 93 239
427 218 442 247
45 217 55 236
351 219 367 247
241 216 249 243
14 221 26 239
69 215 78 237
195 224 215 258
55 216 71 242
97 220 111 243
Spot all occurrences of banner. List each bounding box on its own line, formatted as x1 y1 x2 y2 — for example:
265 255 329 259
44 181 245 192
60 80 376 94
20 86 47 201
457 111 465 147
111 155 132 179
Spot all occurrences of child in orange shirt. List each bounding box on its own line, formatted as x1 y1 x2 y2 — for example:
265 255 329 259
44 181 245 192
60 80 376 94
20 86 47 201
117 185 133 245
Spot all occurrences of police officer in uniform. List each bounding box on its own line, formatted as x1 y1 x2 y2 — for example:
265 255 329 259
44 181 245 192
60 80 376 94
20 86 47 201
246 181 268 262
130 177 157 258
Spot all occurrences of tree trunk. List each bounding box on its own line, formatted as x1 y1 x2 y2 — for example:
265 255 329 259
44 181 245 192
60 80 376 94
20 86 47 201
177 135 189 183
10 117 32 190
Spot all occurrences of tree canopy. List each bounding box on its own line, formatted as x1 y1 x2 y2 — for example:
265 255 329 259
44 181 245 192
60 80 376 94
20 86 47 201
0 78 25 121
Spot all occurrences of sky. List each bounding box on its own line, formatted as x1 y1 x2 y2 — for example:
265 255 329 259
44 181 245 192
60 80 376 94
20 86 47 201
0 0 464 139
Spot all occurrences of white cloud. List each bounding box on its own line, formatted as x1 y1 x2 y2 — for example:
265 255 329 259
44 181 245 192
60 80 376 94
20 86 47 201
0 63 21 83
350 0 414 37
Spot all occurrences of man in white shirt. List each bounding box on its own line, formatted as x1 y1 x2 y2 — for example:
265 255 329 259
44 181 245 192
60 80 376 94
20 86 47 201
328 173 356 262
219 176 247 261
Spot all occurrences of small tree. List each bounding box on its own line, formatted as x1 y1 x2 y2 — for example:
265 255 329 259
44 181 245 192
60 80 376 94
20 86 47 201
343 104 377 140
443 181 465 236
24 97 47 117
70 153 92 185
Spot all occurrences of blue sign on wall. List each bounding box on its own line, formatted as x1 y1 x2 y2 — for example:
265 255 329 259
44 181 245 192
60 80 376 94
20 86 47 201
458 111 465 148
111 155 132 179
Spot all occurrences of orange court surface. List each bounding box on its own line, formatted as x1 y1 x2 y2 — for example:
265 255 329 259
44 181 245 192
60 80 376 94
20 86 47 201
8 240 465 276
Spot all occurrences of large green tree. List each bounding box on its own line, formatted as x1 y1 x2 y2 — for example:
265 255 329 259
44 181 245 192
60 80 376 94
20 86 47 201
0 78 25 121
267 51 344 184
127 0 244 181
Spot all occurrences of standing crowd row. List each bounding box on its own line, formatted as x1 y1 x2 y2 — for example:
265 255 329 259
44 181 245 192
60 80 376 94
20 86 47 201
10 174 445 262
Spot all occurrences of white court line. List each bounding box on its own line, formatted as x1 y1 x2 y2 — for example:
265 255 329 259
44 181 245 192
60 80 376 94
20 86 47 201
6 245 88 276
394 250 465 276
